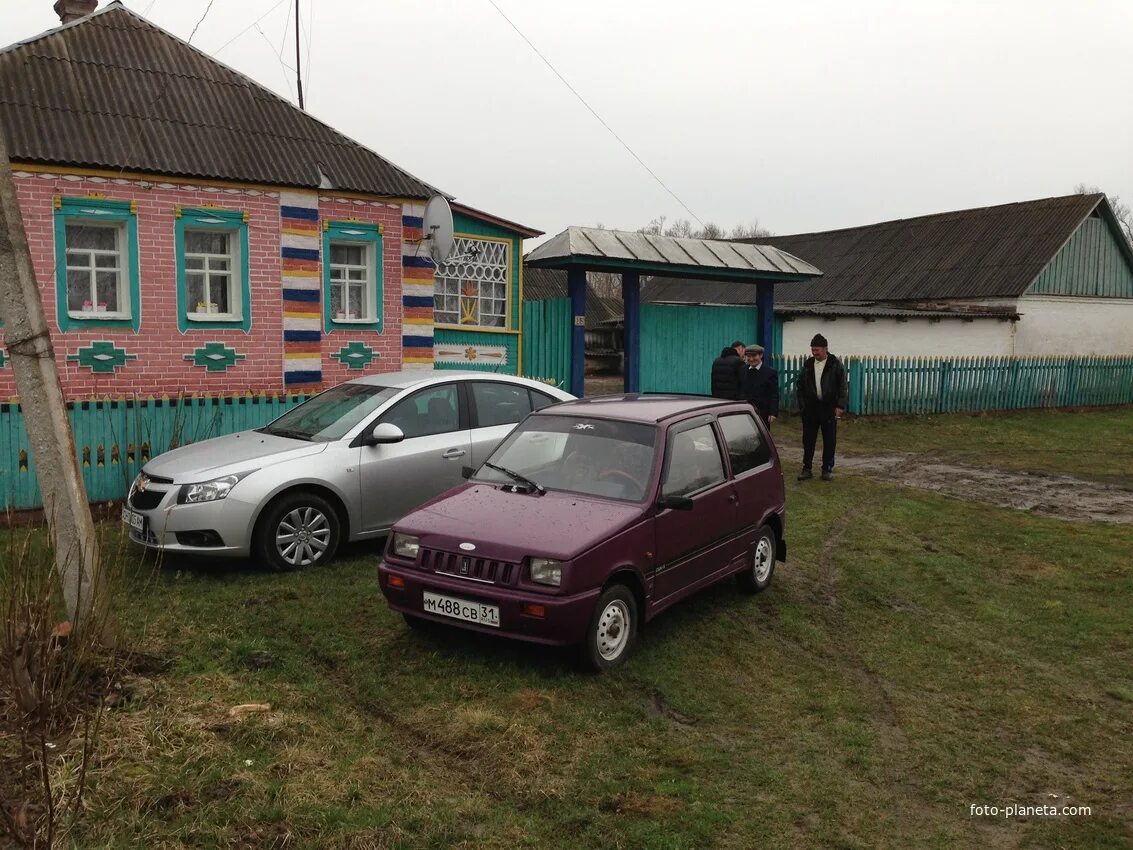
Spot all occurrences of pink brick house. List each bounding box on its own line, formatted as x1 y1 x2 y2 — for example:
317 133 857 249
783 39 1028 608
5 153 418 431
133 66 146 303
0 1 540 403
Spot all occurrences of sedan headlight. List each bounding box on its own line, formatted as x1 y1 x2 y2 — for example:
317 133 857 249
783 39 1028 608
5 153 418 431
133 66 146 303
529 558 563 587
177 471 252 504
391 533 420 559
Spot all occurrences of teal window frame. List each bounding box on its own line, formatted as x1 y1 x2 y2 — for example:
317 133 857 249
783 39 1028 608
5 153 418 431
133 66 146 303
175 207 252 332
323 220 383 333
54 197 141 332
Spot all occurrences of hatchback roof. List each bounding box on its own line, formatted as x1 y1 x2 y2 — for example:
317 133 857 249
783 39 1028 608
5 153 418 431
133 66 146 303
536 394 736 424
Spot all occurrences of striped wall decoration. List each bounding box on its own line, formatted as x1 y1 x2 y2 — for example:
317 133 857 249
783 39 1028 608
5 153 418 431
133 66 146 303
401 202 435 369
280 191 322 390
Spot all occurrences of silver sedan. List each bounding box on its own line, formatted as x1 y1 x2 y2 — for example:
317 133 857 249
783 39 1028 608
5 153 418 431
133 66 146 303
122 371 573 570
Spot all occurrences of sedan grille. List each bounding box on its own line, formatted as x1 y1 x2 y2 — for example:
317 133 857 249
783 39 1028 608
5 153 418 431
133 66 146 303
129 488 167 510
421 548 518 585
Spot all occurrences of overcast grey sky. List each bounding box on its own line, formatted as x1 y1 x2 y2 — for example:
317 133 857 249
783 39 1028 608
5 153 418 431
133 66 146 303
6 0 1132 242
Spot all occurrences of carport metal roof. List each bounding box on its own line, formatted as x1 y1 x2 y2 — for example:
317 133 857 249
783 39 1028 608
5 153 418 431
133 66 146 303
524 226 823 397
525 226 822 281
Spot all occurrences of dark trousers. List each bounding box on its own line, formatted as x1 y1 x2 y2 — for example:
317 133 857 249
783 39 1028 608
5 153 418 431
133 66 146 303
801 406 837 471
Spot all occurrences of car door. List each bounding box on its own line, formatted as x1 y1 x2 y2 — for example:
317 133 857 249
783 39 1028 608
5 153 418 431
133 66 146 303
717 411 779 534
358 383 471 532
467 382 558 467
652 417 740 603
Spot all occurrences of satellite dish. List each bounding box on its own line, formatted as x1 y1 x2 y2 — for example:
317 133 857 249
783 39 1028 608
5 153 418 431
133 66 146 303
422 195 454 266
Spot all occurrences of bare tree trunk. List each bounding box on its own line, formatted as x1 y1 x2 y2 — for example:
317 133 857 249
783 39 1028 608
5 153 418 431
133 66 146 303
0 128 102 627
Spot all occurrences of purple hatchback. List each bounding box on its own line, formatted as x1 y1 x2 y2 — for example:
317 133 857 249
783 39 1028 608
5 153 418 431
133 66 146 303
378 395 786 670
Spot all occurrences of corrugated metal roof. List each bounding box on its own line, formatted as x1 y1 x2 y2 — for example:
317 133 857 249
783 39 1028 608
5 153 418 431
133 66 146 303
738 194 1126 302
526 226 822 281
0 2 441 198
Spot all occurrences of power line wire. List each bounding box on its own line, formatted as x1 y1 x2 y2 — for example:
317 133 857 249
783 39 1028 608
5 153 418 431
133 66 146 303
213 0 291 55
484 0 706 229
186 0 216 46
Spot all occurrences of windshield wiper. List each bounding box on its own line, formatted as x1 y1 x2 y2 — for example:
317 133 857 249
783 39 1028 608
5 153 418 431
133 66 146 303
484 462 545 494
258 427 312 441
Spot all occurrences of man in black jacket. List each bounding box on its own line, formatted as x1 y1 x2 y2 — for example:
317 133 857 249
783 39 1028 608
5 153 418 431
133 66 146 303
742 344 779 428
710 340 746 400
794 334 848 481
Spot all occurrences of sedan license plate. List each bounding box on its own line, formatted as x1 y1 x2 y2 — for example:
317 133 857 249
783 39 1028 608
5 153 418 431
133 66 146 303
422 591 499 628
121 506 144 532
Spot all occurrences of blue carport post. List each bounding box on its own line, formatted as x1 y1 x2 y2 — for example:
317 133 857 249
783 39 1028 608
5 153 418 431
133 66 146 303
568 266 586 397
622 271 640 393
756 282 775 353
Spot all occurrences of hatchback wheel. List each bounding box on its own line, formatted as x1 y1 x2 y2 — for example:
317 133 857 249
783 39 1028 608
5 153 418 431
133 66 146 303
736 525 776 594
257 492 340 571
580 585 638 671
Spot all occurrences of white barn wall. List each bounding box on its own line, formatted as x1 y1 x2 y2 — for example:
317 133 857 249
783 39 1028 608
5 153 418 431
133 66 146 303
1012 296 1133 356
780 315 1016 357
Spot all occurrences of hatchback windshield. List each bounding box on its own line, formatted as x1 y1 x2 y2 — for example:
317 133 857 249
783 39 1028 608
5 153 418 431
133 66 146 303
260 383 400 441
476 414 657 501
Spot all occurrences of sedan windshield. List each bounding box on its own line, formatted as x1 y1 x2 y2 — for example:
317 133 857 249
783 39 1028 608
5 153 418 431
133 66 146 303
477 415 657 501
260 384 400 441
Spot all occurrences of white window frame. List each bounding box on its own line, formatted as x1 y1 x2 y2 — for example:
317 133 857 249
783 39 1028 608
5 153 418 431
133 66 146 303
64 221 130 320
328 240 376 323
184 227 242 322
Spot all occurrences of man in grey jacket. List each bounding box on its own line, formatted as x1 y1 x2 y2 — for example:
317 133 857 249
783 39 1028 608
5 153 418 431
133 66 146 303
794 334 848 481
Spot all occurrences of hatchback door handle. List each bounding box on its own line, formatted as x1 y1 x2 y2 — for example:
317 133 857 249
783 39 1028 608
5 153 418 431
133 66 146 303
442 448 466 459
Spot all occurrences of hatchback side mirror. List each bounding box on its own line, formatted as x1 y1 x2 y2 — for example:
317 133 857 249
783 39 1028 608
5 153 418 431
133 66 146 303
657 494 694 511
363 422 405 446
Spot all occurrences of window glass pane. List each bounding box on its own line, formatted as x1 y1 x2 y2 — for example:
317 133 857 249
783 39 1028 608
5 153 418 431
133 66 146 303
95 271 119 311
66 270 89 311
662 424 725 497
382 385 459 439
330 285 344 318
66 225 116 251
331 244 364 266
210 257 230 272
471 382 532 428
186 257 204 271
66 252 87 269
209 276 230 312
347 286 364 319
529 390 556 411
718 413 769 475
186 231 229 254
186 273 205 310
348 268 367 282
94 254 118 269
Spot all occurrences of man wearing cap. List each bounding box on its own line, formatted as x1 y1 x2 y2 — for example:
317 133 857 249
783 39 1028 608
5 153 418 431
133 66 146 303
742 344 779 429
710 340 746 400
794 334 848 481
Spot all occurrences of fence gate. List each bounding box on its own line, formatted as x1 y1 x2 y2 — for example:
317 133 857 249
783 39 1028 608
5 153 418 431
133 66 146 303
521 298 571 389
640 304 759 394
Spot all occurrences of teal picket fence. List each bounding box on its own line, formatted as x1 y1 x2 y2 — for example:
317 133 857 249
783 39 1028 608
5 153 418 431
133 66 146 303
0 393 310 512
771 354 1133 416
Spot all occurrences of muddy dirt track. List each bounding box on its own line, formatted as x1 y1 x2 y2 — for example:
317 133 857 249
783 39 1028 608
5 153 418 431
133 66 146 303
777 447 1133 524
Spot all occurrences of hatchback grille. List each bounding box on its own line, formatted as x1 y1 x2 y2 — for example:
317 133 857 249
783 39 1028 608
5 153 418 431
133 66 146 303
422 548 517 585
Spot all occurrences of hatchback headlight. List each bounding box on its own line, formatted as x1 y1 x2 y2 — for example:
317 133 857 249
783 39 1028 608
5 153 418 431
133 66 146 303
392 533 420 559
177 472 252 504
529 558 563 587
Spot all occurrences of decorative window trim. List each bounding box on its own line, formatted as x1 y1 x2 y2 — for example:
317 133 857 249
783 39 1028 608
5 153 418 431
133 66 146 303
433 234 511 330
53 196 141 332
175 207 251 332
322 220 383 333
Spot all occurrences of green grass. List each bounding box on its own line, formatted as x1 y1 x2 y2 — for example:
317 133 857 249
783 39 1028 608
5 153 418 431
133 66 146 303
42 466 1130 848
774 406 1133 486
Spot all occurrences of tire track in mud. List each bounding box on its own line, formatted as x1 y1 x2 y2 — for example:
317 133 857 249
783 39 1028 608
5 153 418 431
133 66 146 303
778 447 1133 523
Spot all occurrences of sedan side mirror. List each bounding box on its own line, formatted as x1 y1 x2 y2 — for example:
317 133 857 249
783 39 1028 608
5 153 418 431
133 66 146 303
461 465 475 480
364 422 405 446
657 494 694 511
